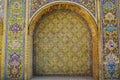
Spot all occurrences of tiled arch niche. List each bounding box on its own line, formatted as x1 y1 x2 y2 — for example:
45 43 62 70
27 2 99 80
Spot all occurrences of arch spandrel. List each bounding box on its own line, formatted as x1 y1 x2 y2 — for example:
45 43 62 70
28 2 97 37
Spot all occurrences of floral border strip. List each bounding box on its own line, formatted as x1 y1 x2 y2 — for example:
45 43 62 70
4 0 25 79
101 0 120 79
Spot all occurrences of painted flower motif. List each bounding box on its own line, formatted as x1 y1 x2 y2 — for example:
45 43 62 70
106 40 116 50
9 53 20 66
104 25 117 33
10 23 21 34
103 1 115 11
105 12 115 21
107 54 116 77
12 2 21 9
10 40 21 49
8 52 21 78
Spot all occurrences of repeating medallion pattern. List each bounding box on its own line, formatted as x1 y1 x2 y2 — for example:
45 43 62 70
5 0 25 79
34 10 92 76
101 0 120 79
30 0 96 18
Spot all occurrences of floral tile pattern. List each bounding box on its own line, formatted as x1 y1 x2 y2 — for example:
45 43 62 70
5 0 25 80
33 10 92 76
101 0 120 79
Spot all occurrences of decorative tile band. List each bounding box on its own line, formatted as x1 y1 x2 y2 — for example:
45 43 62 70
0 0 4 78
30 0 96 18
5 0 25 79
101 0 120 79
